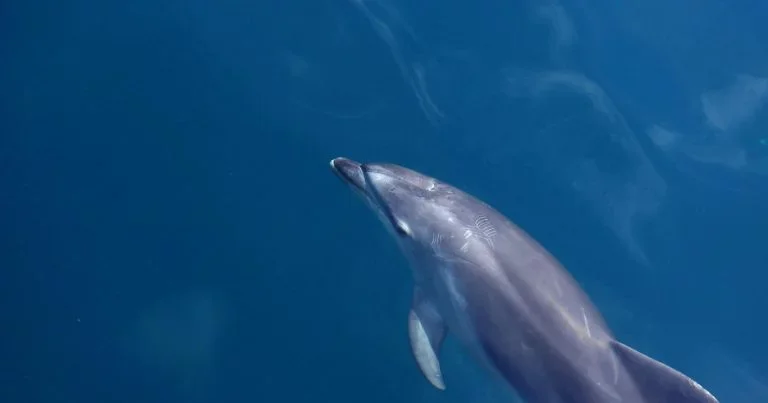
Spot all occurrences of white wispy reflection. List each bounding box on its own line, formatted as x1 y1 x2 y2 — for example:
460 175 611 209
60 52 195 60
348 0 578 125
702 75 768 132
647 125 750 171
503 70 666 266
535 1 576 60
648 75 768 177
348 0 444 126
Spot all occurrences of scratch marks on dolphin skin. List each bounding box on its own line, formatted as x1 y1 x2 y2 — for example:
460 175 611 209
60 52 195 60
460 237 471 253
580 306 592 338
474 215 498 246
430 232 446 256
460 215 498 253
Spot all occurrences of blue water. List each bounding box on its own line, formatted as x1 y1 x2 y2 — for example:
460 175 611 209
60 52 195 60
2 0 767 402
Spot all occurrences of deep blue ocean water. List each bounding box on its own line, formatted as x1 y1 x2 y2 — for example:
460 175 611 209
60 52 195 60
2 0 768 402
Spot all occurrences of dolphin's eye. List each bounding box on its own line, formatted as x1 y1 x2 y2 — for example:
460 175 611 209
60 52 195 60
394 219 412 237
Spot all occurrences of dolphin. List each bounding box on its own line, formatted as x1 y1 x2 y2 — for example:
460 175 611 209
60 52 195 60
330 157 718 403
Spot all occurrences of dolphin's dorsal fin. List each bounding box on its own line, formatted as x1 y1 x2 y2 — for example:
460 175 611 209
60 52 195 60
610 340 718 403
408 288 447 390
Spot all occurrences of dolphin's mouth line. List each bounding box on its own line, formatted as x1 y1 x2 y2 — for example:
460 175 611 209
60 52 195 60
330 157 368 195
330 164 362 191
331 157 408 236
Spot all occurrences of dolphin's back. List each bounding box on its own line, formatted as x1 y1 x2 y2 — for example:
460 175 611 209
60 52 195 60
442 192 716 403
438 195 616 400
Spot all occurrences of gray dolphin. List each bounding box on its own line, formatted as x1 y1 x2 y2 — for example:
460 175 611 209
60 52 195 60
330 157 718 403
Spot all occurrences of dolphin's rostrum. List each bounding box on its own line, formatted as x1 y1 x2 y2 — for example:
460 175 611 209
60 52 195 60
330 157 718 403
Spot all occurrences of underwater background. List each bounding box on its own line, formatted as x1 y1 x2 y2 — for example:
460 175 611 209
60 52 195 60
2 0 768 402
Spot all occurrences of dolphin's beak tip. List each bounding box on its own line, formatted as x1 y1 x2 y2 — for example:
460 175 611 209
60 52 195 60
329 157 348 171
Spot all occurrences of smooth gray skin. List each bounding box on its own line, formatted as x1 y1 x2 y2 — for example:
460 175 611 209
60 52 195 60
330 157 719 403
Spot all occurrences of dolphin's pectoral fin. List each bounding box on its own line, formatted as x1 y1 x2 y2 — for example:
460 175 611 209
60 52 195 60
408 288 447 390
609 340 718 403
